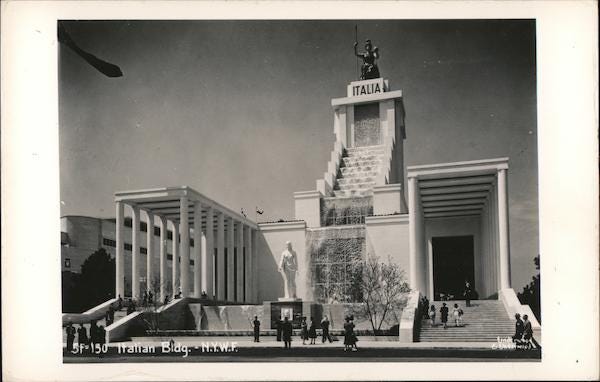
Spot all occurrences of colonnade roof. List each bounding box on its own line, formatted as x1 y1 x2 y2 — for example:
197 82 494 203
114 186 258 230
407 158 508 219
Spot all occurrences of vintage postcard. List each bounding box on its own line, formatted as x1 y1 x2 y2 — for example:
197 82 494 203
1 1 598 381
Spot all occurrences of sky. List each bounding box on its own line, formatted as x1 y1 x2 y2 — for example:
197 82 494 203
59 19 538 291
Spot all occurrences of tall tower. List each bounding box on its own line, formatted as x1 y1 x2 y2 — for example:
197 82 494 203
294 77 407 228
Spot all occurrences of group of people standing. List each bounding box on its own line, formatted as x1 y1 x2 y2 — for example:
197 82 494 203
513 313 539 349
65 320 106 352
428 302 465 328
299 316 319 345
253 314 354 350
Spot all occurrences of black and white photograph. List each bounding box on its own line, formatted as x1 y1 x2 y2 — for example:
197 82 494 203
1 1 598 381
57 18 542 363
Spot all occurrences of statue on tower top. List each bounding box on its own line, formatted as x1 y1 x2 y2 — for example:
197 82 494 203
354 39 380 80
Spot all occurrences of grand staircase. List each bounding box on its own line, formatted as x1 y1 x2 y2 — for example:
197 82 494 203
419 300 514 342
333 145 384 198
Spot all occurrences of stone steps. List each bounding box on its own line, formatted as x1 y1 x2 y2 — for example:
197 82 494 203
341 158 382 167
419 300 514 342
336 177 377 186
333 190 373 198
345 145 385 156
339 168 379 176
335 181 376 191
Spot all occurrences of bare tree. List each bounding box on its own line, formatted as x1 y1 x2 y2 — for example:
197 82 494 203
355 254 410 334
140 275 165 333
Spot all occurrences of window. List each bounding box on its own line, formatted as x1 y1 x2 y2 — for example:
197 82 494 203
103 238 116 247
64 258 71 268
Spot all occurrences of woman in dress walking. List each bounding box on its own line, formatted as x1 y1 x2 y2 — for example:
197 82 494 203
440 303 449 329
343 316 358 352
308 317 317 345
452 303 461 327
429 304 437 327
300 317 308 345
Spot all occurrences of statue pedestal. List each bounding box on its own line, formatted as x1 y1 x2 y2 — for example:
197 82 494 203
264 299 304 329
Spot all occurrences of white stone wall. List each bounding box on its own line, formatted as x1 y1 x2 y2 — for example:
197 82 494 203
255 221 307 302
365 214 410 276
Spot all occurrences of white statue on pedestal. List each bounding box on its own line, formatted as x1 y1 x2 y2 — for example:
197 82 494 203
279 241 298 299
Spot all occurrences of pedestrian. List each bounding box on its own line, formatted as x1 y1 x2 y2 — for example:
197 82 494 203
343 316 357 352
108 305 115 324
127 300 136 315
452 303 461 327
148 290 154 305
300 317 308 345
89 320 99 345
513 313 524 344
142 291 148 307
98 325 106 344
77 324 88 346
321 315 332 343
308 317 317 345
464 281 472 307
252 316 261 342
440 303 449 329
522 314 540 349
117 294 123 310
65 323 76 352
430 304 437 327
164 294 169 306
105 309 111 326
276 318 282 342
282 316 293 349
422 296 430 319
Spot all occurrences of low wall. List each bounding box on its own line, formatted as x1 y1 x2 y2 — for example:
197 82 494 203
105 298 194 342
398 290 420 343
62 298 117 326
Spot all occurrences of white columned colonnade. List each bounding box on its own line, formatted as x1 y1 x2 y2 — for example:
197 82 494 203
114 187 258 303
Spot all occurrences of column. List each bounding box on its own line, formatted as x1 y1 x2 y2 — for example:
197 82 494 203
236 222 244 302
216 213 225 300
171 220 179 297
131 205 140 300
492 185 499 291
203 207 214 299
227 217 235 301
407 176 418 289
115 201 124 298
146 211 154 295
244 226 252 302
251 229 258 302
159 216 168 302
179 197 190 298
497 169 511 289
193 201 202 298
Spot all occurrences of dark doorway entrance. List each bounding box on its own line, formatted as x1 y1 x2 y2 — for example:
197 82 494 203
432 235 475 301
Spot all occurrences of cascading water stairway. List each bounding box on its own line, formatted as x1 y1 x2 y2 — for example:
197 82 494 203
306 145 387 302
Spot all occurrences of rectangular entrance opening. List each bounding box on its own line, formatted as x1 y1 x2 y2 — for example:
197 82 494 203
432 235 474 301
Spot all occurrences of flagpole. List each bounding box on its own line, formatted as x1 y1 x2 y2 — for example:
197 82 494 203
355 24 359 80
